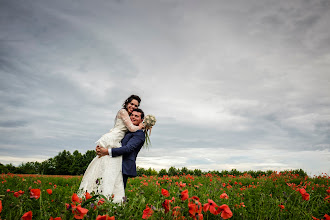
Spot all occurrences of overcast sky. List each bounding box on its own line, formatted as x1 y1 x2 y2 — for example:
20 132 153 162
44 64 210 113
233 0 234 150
1 0 329 176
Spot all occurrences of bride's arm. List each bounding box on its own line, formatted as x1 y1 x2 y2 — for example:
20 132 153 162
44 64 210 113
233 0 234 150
118 109 143 132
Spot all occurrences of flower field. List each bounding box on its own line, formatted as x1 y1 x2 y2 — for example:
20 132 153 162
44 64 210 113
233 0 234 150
0 171 330 219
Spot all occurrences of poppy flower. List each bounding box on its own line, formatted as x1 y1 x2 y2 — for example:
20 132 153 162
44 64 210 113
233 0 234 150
161 188 170 197
72 205 88 219
49 217 62 220
298 188 306 195
21 211 33 220
85 192 92 200
142 205 154 219
220 193 229 199
96 215 115 220
72 193 82 203
298 188 310 201
172 206 182 217
324 214 330 220
188 200 202 218
162 199 172 213
217 204 233 219
181 189 189 201
179 182 186 188
97 198 105 206
203 199 218 215
47 189 53 195
30 189 41 199
302 192 310 201
190 196 200 201
0 200 2 213
278 204 284 209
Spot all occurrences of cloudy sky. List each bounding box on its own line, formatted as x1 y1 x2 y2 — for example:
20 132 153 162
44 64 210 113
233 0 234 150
1 0 330 176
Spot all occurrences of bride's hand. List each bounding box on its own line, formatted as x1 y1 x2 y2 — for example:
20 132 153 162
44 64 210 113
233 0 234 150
139 122 144 129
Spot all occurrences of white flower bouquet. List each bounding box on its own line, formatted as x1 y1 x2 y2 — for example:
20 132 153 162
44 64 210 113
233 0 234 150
143 114 156 147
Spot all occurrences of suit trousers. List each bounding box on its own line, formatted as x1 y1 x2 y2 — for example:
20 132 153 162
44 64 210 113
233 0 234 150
123 174 129 189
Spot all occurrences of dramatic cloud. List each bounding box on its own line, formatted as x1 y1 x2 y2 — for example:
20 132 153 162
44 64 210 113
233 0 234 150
1 0 329 175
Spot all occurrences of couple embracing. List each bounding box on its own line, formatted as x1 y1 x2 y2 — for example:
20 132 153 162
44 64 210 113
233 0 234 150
77 95 149 203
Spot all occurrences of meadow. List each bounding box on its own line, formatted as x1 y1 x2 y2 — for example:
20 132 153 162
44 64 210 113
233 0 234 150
0 171 329 219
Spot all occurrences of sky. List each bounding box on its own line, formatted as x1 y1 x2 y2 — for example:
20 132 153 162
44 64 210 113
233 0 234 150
1 0 330 176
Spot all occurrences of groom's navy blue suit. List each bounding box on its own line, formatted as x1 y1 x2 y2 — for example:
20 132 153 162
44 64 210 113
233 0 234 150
111 129 145 188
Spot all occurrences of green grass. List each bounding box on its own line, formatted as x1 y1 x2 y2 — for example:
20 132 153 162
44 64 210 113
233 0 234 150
0 172 329 219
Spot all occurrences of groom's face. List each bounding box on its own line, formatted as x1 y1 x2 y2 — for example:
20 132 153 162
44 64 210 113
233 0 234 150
130 111 143 126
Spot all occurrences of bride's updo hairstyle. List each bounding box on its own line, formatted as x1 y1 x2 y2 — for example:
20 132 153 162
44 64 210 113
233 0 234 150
122 94 141 110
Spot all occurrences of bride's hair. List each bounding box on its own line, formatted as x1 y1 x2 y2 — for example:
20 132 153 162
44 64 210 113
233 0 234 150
122 94 141 110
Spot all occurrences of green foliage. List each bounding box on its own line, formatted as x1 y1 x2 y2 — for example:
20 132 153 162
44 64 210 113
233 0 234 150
158 168 167 177
0 150 97 176
0 171 329 219
168 166 178 176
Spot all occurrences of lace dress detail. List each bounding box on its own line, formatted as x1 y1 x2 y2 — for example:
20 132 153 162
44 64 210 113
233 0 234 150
77 109 139 203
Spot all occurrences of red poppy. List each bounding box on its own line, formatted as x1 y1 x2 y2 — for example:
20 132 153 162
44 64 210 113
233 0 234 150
220 193 229 199
14 192 20 197
72 205 88 219
0 200 2 213
47 189 53 195
190 196 200 201
21 211 33 220
278 205 284 209
181 189 189 201
161 188 170 197
49 217 62 220
142 205 154 219
298 188 306 195
298 188 310 201
217 204 233 219
302 192 310 201
96 215 115 220
30 189 41 199
85 192 92 200
172 206 182 217
188 200 202 218
162 199 172 213
324 214 330 220
72 193 82 203
97 198 105 206
179 182 186 188
203 199 218 215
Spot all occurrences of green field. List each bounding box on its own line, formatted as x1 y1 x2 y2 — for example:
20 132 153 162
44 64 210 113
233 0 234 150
0 171 329 219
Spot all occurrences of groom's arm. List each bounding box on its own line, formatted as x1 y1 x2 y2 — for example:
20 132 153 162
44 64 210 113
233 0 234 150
112 132 145 157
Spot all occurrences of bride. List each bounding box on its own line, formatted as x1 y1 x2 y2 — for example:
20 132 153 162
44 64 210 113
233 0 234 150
77 95 143 203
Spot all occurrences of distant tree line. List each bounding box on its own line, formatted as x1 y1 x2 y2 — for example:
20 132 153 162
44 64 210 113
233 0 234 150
0 150 96 175
0 150 307 177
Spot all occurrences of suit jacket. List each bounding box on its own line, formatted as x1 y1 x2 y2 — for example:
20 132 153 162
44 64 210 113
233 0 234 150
111 130 145 177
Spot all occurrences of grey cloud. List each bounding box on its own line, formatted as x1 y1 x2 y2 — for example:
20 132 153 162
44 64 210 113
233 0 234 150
0 0 329 175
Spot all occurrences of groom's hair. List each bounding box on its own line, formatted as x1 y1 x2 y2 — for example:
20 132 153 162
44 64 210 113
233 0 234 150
133 108 144 119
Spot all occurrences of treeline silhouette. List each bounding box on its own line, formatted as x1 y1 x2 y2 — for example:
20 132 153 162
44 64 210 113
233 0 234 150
0 150 96 175
0 150 307 177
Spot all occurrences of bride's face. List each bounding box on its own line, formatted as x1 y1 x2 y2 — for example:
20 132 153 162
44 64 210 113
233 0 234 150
126 99 139 114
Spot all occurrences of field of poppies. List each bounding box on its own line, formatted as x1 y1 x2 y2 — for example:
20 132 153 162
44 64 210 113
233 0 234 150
0 171 330 219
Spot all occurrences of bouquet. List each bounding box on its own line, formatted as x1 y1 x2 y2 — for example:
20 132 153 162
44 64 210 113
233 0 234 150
143 114 156 147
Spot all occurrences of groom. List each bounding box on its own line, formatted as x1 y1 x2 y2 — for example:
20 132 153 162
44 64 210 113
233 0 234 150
96 108 145 189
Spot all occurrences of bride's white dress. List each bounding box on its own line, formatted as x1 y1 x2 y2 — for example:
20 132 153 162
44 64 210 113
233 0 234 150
77 109 140 203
